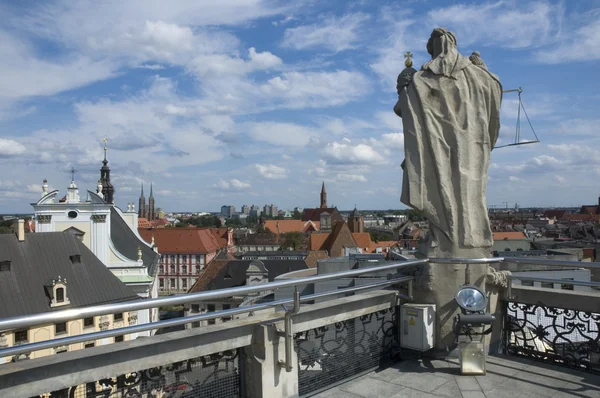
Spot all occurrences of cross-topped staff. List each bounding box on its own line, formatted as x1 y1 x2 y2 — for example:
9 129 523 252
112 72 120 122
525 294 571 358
103 137 108 160
70 165 76 182
404 51 413 68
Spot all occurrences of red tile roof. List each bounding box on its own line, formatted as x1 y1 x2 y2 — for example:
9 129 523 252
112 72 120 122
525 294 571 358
263 220 320 235
138 218 151 228
492 232 527 240
138 228 224 254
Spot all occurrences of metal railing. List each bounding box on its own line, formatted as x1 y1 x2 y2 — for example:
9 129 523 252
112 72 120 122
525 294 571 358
0 259 424 359
2 255 599 361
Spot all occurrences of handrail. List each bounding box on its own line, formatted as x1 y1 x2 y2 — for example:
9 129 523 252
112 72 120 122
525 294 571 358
508 275 600 288
0 276 413 358
0 259 426 332
505 257 600 270
429 257 504 264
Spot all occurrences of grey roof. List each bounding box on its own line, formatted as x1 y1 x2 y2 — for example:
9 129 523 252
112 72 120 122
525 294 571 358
0 232 139 318
110 207 159 276
205 260 308 291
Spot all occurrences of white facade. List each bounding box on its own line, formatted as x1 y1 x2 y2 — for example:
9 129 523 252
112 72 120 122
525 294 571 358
32 182 159 337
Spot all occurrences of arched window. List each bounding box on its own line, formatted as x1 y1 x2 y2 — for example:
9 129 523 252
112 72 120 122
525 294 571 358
56 287 65 303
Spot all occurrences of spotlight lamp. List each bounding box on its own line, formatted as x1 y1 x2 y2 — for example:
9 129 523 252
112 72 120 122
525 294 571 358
454 285 487 313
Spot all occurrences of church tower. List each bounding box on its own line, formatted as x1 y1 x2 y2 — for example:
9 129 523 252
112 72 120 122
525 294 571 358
348 206 365 233
320 181 327 209
100 138 115 204
138 183 146 219
148 183 155 221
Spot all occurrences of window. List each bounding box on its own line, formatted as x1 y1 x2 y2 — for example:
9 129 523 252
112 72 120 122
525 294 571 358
169 255 175 263
196 265 202 274
84 342 95 349
55 322 67 335
56 347 68 354
182 255 187 263
182 265 187 274
14 330 28 344
170 279 176 288
198 255 205 265
56 287 65 303
67 211 78 219
192 321 200 328
541 282 554 289
191 304 200 313
69 254 81 264
115 336 124 343
521 280 534 287
159 278 164 288
84 317 94 328
182 279 187 289
0 261 11 271
113 313 123 321
207 304 215 312
160 265 165 274
170 265 176 274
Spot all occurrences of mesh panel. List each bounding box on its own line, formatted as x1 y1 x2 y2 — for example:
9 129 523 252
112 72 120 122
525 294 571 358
504 301 600 374
295 307 397 396
34 349 241 398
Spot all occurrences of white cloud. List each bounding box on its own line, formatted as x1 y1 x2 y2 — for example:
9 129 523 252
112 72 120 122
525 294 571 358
189 48 282 77
259 70 370 109
536 17 600 63
255 164 288 179
215 178 250 190
0 138 26 157
322 139 385 165
337 173 367 182
380 133 404 150
427 2 562 49
509 176 523 182
245 122 315 147
282 13 369 52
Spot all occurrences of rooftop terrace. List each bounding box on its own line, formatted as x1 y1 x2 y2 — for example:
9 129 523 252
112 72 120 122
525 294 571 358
0 256 598 397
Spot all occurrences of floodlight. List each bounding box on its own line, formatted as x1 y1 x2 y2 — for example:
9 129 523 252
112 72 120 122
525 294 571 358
455 286 487 312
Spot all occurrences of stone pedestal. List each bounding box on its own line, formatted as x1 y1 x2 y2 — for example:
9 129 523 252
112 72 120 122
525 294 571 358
412 245 491 355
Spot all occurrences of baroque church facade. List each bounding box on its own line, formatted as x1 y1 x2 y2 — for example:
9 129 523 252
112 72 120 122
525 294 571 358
31 144 160 336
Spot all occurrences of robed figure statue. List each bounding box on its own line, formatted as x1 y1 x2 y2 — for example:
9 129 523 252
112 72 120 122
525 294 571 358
395 28 502 257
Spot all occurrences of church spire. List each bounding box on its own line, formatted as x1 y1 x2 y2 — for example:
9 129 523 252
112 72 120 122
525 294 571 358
150 182 153 198
320 181 327 209
148 182 155 220
100 138 115 204
138 182 147 219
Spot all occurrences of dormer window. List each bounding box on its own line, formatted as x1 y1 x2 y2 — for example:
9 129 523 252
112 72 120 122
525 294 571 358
0 261 10 272
47 276 70 308
69 255 81 264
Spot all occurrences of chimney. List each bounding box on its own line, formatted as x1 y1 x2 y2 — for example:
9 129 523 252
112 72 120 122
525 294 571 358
17 219 25 242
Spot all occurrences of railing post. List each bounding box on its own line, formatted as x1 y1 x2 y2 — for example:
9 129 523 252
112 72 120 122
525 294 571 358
407 279 414 301
279 286 300 372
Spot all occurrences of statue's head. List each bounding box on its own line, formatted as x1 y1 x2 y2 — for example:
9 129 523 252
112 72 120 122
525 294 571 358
426 28 457 59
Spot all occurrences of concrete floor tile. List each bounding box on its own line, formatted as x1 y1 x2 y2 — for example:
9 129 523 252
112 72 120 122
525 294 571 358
389 387 444 397
429 379 463 397
369 367 449 392
456 376 482 392
339 376 404 398
312 387 363 398
461 392 486 398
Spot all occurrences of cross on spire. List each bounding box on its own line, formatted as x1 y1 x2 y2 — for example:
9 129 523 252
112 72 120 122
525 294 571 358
103 138 108 161
70 165 76 182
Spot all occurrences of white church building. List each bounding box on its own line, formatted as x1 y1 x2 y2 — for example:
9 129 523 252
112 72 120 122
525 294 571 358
31 147 160 336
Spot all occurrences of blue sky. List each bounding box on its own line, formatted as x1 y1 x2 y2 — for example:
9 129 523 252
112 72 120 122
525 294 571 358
0 0 599 213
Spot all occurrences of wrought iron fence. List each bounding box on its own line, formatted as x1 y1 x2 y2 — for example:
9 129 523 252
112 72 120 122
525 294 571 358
504 302 600 374
32 349 242 398
294 307 398 396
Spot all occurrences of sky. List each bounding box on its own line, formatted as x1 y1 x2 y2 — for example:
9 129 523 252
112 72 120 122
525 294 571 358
0 0 599 213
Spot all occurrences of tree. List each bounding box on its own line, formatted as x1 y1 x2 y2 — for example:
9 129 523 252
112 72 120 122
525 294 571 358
255 225 272 234
0 226 12 234
279 232 304 250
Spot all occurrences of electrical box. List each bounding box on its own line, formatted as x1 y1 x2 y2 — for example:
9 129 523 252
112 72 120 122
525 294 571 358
400 304 435 351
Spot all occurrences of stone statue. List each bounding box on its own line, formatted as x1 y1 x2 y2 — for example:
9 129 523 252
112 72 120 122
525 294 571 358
394 28 502 257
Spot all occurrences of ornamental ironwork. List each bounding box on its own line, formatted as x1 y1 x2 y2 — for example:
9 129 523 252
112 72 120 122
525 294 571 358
128 313 138 326
294 307 398 396
504 302 600 374
37 215 52 224
91 214 107 223
99 315 110 331
0 333 7 348
35 349 241 398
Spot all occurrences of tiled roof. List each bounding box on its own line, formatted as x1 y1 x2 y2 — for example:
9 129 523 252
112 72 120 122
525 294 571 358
563 214 600 222
189 258 308 293
580 205 600 215
138 228 223 254
492 232 528 240
138 218 151 228
263 220 320 235
309 233 330 251
543 210 567 219
304 250 329 268
0 232 138 318
302 208 344 222
352 232 372 250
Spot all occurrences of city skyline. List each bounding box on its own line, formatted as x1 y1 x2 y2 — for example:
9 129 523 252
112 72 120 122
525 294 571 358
0 1 599 212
